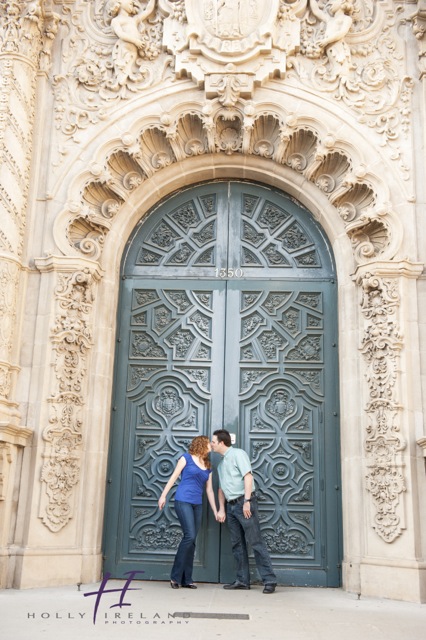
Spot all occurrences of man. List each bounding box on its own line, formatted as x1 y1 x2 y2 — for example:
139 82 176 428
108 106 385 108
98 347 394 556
211 429 277 594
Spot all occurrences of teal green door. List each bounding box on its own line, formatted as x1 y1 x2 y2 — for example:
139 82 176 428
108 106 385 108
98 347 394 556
103 182 342 586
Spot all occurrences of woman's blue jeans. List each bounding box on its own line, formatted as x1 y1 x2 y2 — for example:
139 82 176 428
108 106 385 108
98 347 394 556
171 500 202 586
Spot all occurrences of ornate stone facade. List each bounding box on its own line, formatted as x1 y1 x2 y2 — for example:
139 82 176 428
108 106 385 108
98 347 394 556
0 0 425 603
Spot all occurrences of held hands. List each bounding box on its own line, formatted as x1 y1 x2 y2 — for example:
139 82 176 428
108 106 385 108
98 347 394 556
216 509 226 523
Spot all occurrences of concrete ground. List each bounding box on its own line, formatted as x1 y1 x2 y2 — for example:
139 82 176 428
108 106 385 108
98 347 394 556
1 580 425 640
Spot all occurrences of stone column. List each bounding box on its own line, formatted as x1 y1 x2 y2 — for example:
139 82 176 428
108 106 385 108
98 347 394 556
0 1 58 587
354 260 425 602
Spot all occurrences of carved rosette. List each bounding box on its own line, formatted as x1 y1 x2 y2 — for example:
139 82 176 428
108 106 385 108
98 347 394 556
39 266 99 532
358 271 406 542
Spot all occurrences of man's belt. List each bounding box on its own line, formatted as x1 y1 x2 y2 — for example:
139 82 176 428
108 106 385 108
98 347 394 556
226 492 256 505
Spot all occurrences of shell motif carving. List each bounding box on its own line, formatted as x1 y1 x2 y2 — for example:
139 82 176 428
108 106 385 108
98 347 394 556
66 109 396 266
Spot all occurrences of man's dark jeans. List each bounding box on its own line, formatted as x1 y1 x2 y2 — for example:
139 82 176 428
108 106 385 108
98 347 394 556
226 496 277 585
171 500 202 586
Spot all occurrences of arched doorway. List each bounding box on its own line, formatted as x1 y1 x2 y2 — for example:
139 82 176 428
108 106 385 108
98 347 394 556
103 180 342 586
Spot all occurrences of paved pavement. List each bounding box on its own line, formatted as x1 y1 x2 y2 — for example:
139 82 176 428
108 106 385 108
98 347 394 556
1 580 425 640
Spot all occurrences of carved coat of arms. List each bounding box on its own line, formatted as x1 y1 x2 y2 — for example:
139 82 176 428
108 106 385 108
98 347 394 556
186 0 281 61
163 0 301 100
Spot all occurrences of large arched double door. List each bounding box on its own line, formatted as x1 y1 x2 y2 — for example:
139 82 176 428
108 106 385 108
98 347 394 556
103 181 342 586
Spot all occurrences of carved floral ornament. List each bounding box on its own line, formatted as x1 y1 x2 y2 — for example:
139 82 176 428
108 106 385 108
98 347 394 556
358 271 405 542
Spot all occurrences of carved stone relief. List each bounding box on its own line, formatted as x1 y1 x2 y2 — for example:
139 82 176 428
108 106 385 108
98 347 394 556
358 271 406 542
49 1 415 185
293 1 413 165
0 2 60 443
37 264 100 532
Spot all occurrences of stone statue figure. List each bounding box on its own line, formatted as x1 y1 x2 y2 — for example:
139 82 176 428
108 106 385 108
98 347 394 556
217 0 242 38
309 0 354 77
107 0 156 90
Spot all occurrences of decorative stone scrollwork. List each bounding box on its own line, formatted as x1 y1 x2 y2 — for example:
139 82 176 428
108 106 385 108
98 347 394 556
38 263 101 532
358 270 406 542
0 1 59 67
294 1 413 175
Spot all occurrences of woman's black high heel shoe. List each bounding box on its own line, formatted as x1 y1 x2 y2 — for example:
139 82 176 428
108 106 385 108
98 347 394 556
170 580 179 589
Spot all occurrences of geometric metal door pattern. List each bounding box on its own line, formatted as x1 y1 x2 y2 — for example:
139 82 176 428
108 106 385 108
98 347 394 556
103 181 341 586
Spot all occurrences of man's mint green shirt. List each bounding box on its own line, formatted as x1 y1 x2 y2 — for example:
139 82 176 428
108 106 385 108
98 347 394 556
217 447 255 500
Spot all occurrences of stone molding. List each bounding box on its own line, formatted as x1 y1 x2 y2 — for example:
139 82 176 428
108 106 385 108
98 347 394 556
0 257 20 408
0 424 33 448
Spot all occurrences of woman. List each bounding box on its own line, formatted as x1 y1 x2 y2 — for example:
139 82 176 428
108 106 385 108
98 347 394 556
158 435 217 589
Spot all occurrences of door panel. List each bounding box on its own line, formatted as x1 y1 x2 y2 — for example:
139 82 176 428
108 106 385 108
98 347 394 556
224 280 339 586
104 279 226 581
104 181 341 586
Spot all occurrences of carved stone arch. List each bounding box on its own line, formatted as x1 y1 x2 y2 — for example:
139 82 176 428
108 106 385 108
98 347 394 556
53 98 403 268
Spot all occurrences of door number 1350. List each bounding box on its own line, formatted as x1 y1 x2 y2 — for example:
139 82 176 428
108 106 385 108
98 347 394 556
215 268 244 278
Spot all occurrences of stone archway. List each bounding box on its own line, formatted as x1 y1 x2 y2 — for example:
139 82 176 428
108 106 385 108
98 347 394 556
17 91 423 601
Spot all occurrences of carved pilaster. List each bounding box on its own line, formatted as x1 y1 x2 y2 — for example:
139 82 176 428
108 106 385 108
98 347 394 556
356 260 423 543
0 3 59 427
35 257 103 532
